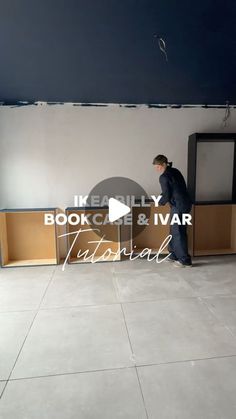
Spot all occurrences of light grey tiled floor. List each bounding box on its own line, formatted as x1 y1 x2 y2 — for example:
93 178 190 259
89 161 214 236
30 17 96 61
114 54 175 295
0 382 6 395
0 255 236 418
138 357 236 419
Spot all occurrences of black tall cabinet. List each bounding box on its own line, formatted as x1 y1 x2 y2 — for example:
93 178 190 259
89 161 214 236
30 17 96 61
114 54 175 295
187 133 236 256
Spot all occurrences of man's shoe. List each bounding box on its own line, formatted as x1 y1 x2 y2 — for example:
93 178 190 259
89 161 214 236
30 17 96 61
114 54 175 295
165 256 177 263
173 261 193 268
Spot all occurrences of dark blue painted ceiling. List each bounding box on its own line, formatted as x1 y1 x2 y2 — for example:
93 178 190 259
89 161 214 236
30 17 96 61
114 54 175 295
0 0 236 105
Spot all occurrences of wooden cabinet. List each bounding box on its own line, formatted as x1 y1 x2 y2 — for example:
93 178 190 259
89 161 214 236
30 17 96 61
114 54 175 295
0 208 60 267
65 207 121 263
192 204 236 256
132 202 171 255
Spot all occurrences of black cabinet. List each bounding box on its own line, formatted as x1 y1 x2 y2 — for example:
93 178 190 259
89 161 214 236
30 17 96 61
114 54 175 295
187 134 236 256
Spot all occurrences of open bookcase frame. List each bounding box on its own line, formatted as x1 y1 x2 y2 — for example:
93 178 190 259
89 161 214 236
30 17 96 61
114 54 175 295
0 208 60 267
191 204 236 256
65 207 121 264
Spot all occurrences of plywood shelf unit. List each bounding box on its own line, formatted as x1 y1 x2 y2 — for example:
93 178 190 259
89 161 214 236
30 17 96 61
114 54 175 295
0 208 60 268
132 202 171 256
65 207 121 264
192 204 236 256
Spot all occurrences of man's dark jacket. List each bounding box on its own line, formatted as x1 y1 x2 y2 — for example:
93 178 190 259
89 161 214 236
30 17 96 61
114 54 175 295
159 166 192 213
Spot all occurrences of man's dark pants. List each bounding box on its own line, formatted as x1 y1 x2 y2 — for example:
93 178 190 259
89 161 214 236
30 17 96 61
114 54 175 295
168 206 192 265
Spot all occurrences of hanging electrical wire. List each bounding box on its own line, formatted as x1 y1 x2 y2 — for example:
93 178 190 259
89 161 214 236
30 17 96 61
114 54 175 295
222 101 230 127
153 34 168 62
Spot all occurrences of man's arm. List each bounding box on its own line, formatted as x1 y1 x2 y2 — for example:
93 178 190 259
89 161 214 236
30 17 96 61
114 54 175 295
159 175 171 205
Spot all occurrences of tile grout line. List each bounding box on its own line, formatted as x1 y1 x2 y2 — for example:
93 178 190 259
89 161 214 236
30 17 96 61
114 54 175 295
1 292 236 314
0 266 57 400
136 352 236 368
134 367 150 419
121 302 149 419
4 353 236 383
112 269 149 419
8 366 137 382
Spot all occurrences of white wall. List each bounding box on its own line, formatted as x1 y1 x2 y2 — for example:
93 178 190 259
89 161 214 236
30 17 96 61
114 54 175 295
0 104 236 209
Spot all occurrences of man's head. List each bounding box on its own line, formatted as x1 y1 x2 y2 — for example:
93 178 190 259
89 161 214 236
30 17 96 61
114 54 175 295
152 154 169 174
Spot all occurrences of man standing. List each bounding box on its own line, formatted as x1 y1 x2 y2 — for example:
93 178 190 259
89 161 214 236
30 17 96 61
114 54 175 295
153 154 193 267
